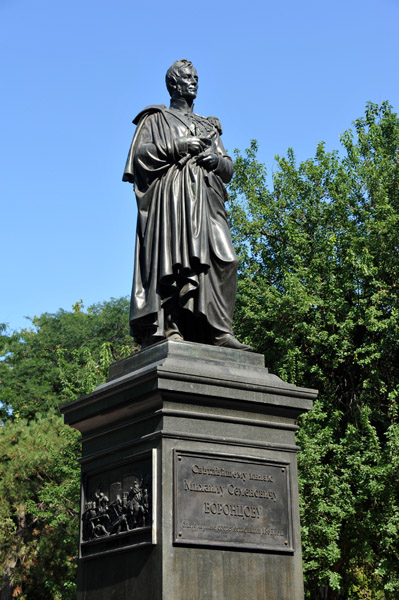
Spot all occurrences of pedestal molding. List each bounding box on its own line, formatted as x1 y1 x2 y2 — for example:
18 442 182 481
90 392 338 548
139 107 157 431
79 428 301 466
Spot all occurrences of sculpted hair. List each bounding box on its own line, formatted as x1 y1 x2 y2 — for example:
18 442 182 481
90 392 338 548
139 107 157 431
165 59 194 96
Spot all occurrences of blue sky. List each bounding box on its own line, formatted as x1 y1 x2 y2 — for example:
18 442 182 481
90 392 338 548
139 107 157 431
1 0 398 332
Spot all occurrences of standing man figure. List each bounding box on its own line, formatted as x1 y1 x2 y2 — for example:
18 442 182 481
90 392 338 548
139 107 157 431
123 59 251 350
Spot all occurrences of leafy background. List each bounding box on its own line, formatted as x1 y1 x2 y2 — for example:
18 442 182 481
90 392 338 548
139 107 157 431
1 103 399 599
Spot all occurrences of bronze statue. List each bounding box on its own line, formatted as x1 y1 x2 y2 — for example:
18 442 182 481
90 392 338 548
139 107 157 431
123 59 251 350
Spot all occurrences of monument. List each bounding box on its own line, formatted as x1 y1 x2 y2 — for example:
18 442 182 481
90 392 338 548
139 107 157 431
61 60 316 599
122 58 251 351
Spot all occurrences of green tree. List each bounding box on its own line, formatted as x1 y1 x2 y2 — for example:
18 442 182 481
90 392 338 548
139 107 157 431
0 297 135 420
0 413 80 600
0 298 137 599
228 102 399 599
2 103 399 599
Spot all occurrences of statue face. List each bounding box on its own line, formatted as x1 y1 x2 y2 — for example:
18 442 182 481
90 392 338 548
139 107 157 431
173 66 198 100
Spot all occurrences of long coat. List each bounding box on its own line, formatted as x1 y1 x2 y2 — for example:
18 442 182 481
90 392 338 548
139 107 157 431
123 105 238 344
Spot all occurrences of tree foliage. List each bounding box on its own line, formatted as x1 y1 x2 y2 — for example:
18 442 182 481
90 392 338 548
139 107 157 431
228 102 399 599
0 297 135 420
0 414 80 600
1 103 398 599
0 298 136 599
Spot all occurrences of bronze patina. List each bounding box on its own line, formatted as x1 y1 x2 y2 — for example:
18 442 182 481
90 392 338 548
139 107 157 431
123 59 251 350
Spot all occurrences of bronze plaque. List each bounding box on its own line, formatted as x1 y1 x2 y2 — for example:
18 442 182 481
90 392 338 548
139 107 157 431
80 450 156 558
174 450 294 552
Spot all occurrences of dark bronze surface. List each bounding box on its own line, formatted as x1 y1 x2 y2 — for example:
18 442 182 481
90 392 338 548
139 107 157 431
174 450 294 552
123 60 251 351
60 342 315 599
81 452 153 557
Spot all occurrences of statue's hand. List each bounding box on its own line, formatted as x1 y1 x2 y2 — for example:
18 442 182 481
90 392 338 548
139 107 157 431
177 136 208 156
196 152 219 171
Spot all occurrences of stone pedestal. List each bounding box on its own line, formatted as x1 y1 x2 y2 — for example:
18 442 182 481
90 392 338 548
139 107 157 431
61 340 316 600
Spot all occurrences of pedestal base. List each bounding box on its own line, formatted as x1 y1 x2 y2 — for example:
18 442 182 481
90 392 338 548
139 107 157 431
62 340 316 600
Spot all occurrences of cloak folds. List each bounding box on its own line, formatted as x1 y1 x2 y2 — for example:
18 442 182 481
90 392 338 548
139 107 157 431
123 105 238 344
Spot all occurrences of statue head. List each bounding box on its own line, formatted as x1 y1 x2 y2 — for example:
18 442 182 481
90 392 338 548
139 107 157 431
165 59 198 100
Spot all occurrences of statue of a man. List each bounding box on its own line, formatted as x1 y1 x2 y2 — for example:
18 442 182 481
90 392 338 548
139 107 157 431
123 59 251 351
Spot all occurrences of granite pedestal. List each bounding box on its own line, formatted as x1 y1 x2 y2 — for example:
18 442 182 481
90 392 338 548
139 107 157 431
61 340 316 600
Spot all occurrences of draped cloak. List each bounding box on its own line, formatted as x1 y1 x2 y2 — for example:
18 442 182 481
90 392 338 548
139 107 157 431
123 104 238 344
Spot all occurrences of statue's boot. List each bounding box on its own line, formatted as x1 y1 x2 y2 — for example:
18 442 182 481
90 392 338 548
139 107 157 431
165 314 183 342
213 332 253 352
140 314 183 349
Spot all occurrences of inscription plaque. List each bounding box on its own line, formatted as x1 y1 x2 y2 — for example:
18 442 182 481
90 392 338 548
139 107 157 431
174 450 294 552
